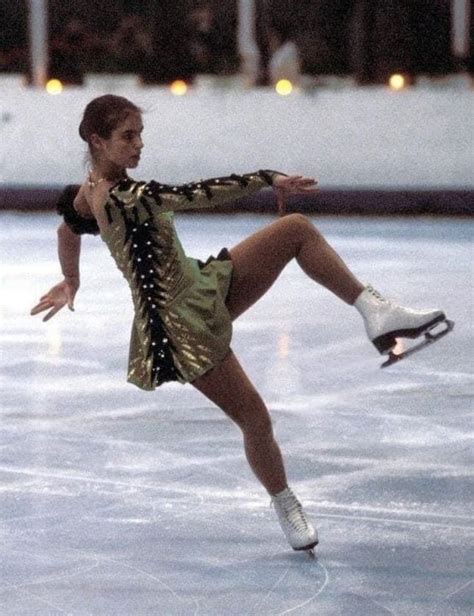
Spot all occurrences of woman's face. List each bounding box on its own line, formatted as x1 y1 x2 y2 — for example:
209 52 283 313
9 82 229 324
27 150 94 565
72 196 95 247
94 112 144 169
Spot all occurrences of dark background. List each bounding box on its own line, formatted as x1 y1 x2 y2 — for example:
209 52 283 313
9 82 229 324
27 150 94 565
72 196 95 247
0 0 471 84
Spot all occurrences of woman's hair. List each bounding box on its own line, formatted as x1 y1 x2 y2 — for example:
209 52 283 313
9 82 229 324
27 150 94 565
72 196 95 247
79 94 142 157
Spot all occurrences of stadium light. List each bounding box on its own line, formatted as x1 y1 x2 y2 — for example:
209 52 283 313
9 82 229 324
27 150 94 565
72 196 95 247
388 74 407 91
46 79 63 94
170 80 188 96
275 79 293 96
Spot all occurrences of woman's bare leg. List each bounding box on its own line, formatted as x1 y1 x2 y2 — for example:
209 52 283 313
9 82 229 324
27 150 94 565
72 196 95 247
192 350 288 495
226 213 364 320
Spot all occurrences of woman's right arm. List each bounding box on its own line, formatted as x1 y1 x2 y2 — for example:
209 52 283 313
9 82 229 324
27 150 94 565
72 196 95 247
30 222 82 321
57 221 81 290
31 184 101 321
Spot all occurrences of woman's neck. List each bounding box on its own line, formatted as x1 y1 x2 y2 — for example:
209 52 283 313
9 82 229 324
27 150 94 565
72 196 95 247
89 162 127 183
87 164 128 190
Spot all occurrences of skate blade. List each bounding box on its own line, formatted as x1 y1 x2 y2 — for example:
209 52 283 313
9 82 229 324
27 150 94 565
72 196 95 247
293 540 318 556
381 319 454 368
293 546 317 559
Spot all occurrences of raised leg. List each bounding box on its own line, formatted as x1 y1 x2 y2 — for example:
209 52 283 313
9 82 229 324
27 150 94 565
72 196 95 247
226 213 364 320
191 350 288 496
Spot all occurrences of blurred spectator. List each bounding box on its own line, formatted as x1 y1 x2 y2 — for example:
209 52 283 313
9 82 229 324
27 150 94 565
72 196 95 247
187 4 220 74
0 0 28 74
409 0 454 76
109 15 155 76
300 0 352 76
188 5 213 71
349 0 453 84
49 19 90 84
0 0 460 85
268 27 301 86
0 47 27 73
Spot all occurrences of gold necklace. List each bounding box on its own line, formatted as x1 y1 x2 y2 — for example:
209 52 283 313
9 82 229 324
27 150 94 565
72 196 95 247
87 169 127 189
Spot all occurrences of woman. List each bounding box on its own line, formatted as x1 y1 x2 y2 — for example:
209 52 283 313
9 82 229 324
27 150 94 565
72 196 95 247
31 95 447 554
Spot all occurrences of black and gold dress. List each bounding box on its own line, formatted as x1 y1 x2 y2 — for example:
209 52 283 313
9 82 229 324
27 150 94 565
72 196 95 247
57 170 280 391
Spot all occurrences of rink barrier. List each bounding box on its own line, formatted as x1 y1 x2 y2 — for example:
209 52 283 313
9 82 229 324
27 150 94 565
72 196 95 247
0 186 472 216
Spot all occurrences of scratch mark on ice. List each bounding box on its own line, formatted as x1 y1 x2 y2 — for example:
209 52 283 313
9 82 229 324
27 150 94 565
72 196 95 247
444 578 473 599
274 561 330 615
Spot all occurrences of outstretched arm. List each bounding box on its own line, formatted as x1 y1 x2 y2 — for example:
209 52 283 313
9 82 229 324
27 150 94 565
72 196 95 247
30 222 81 321
126 170 318 215
272 174 319 215
124 170 282 214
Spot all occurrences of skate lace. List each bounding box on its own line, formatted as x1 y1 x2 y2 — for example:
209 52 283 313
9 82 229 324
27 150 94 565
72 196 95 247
366 284 395 305
274 493 310 535
366 285 387 302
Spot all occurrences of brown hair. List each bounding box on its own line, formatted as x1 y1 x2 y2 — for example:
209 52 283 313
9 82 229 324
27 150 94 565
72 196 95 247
79 94 142 157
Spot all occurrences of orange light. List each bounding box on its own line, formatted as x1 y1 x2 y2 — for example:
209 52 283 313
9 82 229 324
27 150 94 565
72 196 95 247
392 339 405 356
388 74 406 91
170 80 188 96
46 79 63 95
275 79 293 96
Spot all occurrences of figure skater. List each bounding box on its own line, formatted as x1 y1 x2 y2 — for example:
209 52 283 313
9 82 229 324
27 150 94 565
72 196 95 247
30 95 450 554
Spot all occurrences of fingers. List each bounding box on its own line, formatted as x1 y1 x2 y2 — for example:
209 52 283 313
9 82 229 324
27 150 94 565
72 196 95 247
284 176 318 188
43 305 62 322
30 300 52 315
30 298 66 318
276 191 286 216
64 288 75 311
31 281 75 319
295 178 318 187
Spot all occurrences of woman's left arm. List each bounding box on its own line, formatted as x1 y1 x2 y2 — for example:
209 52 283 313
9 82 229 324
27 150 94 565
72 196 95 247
109 171 318 217
272 174 319 215
139 169 281 213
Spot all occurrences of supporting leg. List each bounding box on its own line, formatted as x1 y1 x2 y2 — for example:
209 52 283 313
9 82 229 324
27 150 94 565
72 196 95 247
192 350 319 551
191 350 288 496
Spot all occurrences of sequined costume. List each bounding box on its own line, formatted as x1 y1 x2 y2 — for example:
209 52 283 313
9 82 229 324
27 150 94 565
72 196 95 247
57 170 280 390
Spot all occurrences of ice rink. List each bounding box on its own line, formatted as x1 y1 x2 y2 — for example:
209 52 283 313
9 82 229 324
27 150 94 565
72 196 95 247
1 212 473 615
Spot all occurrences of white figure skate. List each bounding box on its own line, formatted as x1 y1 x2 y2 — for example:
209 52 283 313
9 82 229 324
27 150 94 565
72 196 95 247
271 487 318 556
355 285 454 368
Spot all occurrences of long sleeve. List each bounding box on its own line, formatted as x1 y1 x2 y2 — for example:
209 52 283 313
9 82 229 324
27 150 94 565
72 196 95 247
99 169 285 390
108 170 283 216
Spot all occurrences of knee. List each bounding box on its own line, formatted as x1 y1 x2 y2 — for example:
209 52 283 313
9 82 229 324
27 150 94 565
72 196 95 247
236 394 273 439
247 410 274 440
284 213 320 241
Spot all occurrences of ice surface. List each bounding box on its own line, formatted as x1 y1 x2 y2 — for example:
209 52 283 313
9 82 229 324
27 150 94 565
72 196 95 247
0 212 473 615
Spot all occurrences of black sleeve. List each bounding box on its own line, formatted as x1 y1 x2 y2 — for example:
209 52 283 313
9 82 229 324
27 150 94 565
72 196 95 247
56 185 100 236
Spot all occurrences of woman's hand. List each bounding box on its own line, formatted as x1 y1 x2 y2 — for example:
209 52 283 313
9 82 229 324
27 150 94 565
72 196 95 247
272 174 319 216
30 278 79 322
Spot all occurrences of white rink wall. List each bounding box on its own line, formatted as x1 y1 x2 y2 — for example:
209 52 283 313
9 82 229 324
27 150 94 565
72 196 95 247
1 83 473 188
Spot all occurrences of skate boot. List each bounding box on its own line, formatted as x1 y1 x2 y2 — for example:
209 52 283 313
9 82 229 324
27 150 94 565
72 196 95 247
271 487 318 554
354 284 453 367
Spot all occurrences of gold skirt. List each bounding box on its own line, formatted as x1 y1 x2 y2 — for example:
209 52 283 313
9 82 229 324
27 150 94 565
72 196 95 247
127 248 234 390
